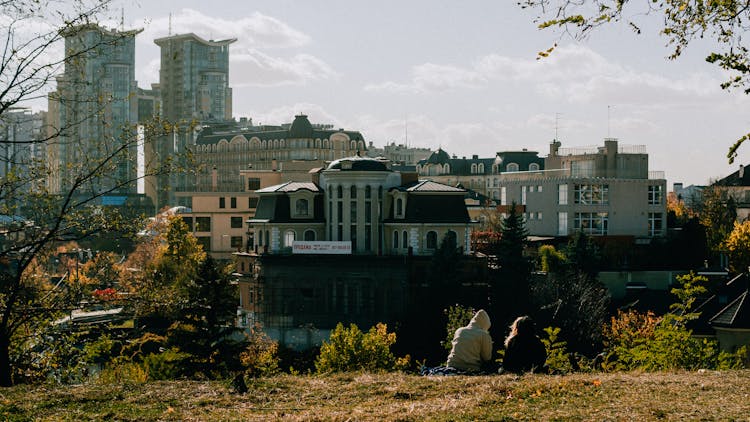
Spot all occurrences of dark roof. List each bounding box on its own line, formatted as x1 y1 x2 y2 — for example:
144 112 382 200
289 114 314 138
326 156 390 171
196 115 365 145
710 290 750 329
714 164 750 187
250 194 325 224
384 194 471 223
417 149 543 175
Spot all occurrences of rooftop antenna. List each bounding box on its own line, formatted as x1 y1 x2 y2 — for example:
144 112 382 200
120 7 124 30
405 114 408 148
607 105 613 138
168 13 172 36
555 112 561 141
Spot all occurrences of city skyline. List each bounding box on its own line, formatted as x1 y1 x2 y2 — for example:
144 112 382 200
17 0 750 187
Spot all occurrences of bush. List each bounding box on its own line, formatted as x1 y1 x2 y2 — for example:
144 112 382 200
240 324 280 378
442 304 475 350
315 322 410 373
96 361 148 385
541 326 574 374
142 348 192 380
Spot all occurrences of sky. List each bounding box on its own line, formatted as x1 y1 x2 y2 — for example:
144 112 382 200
18 0 750 186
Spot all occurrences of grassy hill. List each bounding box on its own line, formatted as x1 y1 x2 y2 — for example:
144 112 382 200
2 370 749 420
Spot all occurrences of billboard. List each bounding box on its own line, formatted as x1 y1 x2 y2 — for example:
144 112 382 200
292 241 352 255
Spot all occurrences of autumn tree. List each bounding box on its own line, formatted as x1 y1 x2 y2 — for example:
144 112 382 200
0 1 183 385
520 0 750 161
699 186 737 260
724 220 750 274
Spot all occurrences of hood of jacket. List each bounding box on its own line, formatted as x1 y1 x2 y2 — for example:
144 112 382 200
468 309 491 331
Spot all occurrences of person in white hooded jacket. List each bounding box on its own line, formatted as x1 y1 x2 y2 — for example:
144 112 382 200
445 309 494 372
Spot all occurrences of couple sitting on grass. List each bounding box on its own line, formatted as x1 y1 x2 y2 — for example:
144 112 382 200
426 310 546 375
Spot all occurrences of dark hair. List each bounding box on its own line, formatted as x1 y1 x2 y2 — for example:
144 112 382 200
504 315 536 347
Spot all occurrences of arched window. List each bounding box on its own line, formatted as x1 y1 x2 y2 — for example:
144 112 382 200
337 185 343 198
478 163 484 173
444 163 450 173
471 163 478 174
296 198 309 216
529 163 540 171
264 230 269 248
323 139 329 149
365 185 371 199
426 231 438 249
396 198 403 216
350 185 357 198
304 229 316 241
350 140 357 150
315 139 321 148
506 162 519 172
446 230 457 249
402 230 408 249
393 231 399 249
284 230 296 247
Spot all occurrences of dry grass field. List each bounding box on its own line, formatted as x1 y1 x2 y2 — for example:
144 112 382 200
2 370 749 421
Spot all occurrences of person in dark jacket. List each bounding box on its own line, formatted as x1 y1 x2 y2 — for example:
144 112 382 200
502 315 547 374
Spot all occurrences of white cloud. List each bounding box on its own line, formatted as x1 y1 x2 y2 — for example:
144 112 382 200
364 44 725 108
231 51 337 87
137 9 310 50
238 103 342 127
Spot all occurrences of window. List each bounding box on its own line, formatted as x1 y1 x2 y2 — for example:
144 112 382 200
248 178 261 190
365 201 372 223
558 184 568 205
446 230 457 249
571 160 594 177
426 231 438 249
195 217 211 232
648 212 663 237
537 185 543 193
574 212 609 235
230 197 237 208
478 163 484 173
522 186 527 205
350 185 357 198
558 212 568 236
529 163 540 171
230 236 243 249
501 187 507 205
296 198 309 216
304 229 316 241
537 212 542 220
365 185 371 199
337 185 343 198
574 184 609 205
284 230 296 247
393 231 399 249
182 216 193 231
219 197 226 208
248 197 258 209
648 185 663 205
402 230 408 249
196 237 211 251
506 163 519 172
230 216 243 228
396 198 403 216
350 201 357 223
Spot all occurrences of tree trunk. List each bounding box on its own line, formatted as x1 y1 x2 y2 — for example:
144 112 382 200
0 331 12 386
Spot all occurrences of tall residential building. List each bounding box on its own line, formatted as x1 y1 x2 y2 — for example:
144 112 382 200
0 108 46 181
154 33 235 123
47 24 142 195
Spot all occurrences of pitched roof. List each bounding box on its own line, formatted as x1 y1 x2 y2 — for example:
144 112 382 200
406 180 465 193
417 149 544 175
714 164 750 187
195 115 365 145
255 181 320 194
710 290 750 329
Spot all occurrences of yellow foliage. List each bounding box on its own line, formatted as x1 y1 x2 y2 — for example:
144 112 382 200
724 220 750 273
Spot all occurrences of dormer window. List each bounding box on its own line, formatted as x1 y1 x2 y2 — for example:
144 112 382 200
529 163 540 171
506 163 519 172
295 198 309 216
396 198 404 216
